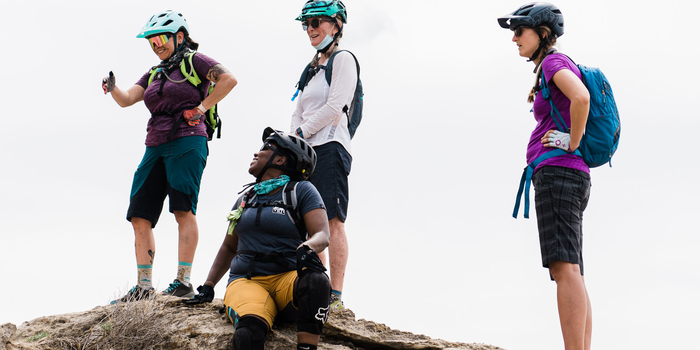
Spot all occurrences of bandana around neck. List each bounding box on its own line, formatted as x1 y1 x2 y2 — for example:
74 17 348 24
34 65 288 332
253 175 290 195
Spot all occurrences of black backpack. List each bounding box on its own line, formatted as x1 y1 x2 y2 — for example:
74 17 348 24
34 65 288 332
292 50 364 139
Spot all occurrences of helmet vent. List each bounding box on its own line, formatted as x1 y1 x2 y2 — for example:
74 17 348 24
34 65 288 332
157 13 167 18
163 20 173 26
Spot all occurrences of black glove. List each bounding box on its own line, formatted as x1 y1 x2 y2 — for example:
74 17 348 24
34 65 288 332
296 244 326 275
182 284 215 305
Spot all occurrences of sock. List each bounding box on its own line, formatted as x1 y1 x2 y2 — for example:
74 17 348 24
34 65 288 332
177 262 192 286
331 290 342 301
137 264 153 289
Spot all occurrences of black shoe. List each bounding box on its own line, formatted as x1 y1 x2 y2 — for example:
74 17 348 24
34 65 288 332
110 285 155 304
161 279 195 297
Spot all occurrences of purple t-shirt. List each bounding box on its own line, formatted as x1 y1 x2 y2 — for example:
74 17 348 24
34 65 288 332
135 53 219 146
527 53 589 174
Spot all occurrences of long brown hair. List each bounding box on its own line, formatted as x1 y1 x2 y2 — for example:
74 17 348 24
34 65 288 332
527 26 558 103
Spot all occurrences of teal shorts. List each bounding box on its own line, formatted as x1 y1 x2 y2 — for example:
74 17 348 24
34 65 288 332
127 136 208 227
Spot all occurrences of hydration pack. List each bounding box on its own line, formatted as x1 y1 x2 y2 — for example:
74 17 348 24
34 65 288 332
147 52 222 141
292 50 364 139
233 181 307 279
513 54 621 219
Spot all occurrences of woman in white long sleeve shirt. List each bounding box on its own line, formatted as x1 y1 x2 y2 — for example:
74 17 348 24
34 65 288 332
291 0 357 311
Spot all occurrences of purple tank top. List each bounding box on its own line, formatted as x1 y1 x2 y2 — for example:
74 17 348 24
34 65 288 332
135 52 219 146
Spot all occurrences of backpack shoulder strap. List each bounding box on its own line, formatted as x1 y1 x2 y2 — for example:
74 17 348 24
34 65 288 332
325 50 360 86
292 62 314 101
282 181 307 240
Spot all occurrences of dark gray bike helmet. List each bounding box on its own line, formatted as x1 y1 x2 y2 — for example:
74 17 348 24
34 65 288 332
498 2 564 38
260 127 317 181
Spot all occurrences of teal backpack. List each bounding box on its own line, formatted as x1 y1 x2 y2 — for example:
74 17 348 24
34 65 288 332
513 55 621 219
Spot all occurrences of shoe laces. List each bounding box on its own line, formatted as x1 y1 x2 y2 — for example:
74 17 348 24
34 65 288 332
164 281 182 293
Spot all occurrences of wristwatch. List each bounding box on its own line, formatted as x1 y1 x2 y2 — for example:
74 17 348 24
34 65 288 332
296 127 304 138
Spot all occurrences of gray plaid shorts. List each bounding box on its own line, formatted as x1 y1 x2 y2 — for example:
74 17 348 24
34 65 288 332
532 166 591 278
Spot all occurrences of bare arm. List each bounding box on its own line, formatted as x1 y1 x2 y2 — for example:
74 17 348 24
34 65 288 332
202 228 239 288
201 64 237 110
550 69 590 151
300 208 330 253
110 84 145 107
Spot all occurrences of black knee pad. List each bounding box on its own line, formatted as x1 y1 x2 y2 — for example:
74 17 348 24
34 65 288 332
295 270 330 335
231 316 267 350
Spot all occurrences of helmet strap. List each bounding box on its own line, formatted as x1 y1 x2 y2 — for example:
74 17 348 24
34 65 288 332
317 22 343 54
527 28 543 62
256 149 293 183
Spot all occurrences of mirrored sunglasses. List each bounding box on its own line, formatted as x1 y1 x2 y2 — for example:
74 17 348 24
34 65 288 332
302 17 335 31
148 34 170 49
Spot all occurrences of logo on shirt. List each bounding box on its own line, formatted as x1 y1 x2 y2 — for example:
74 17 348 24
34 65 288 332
272 207 286 215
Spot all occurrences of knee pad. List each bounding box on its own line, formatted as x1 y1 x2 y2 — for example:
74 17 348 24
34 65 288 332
295 270 330 335
231 316 267 350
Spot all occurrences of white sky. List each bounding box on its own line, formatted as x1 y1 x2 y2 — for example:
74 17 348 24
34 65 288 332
1 1 698 349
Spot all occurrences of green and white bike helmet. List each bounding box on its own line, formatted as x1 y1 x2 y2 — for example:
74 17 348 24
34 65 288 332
136 10 190 38
295 0 347 23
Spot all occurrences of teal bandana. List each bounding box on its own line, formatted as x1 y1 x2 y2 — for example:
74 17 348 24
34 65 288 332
227 175 291 235
253 175 290 195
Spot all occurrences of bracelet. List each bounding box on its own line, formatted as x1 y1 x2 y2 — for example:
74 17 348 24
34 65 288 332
296 127 304 138
197 103 207 114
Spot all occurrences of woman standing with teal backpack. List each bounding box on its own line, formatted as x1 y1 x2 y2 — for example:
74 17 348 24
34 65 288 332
499 3 593 349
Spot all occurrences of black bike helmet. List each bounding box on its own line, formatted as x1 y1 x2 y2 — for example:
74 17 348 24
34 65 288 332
259 127 317 181
498 2 564 37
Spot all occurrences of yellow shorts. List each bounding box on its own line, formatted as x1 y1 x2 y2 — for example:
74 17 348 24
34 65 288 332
223 270 297 329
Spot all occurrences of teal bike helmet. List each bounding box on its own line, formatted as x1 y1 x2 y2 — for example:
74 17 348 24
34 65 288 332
295 0 347 23
136 10 190 38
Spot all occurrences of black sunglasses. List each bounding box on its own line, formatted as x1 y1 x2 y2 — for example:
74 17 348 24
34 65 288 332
513 26 531 37
302 17 335 31
260 142 278 152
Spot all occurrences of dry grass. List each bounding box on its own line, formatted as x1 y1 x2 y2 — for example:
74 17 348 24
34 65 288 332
47 291 170 350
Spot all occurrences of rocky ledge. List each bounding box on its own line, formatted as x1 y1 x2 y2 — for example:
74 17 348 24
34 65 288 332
1 297 504 350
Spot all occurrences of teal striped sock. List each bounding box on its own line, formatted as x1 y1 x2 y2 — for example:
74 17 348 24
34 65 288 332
177 262 192 286
137 264 153 289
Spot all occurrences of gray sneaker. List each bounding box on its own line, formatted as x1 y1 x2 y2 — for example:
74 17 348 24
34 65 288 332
110 285 155 304
161 279 195 297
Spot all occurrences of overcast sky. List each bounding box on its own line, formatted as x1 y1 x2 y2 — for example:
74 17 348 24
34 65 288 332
1 1 698 349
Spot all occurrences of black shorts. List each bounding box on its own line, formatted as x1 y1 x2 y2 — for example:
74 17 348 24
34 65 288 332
533 166 591 278
308 142 351 222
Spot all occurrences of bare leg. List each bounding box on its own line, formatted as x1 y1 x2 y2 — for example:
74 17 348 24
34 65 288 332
174 210 199 264
132 217 156 265
328 216 348 292
549 261 591 350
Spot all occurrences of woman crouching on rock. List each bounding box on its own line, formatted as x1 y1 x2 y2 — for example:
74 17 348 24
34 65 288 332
184 127 331 350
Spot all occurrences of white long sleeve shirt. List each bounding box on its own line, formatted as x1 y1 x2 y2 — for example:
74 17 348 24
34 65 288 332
291 50 357 155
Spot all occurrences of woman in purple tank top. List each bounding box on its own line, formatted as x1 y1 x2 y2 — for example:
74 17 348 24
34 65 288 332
102 10 237 304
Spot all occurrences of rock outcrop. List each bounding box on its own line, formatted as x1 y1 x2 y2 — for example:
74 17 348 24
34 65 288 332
2 297 505 350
